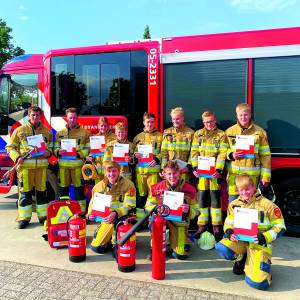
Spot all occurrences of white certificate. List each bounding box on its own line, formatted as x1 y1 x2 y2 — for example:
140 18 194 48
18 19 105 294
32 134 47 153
61 139 77 152
234 207 258 230
27 134 44 148
113 143 129 158
236 135 254 150
92 193 112 212
175 158 187 170
163 191 184 210
198 156 215 171
137 144 153 158
90 135 105 150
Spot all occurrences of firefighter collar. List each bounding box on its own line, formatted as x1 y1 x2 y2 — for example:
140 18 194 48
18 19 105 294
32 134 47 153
103 175 123 189
143 128 158 134
238 191 261 205
66 124 80 130
28 121 42 130
166 179 185 192
237 121 254 132
203 126 218 137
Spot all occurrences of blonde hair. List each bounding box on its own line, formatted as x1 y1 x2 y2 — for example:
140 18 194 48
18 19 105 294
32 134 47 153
202 111 216 119
103 161 121 171
143 112 156 120
170 107 184 117
236 103 251 114
163 160 180 171
98 116 108 125
114 122 127 131
235 174 255 189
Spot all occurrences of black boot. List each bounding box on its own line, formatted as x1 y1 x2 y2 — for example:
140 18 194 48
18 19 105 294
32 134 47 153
233 254 247 275
18 220 29 229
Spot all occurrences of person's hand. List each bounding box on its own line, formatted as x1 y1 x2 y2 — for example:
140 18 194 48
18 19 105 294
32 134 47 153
42 150 51 158
124 155 131 162
229 233 238 242
58 149 67 156
88 214 95 222
16 157 24 165
233 151 244 160
212 171 221 178
148 160 157 167
159 171 165 179
181 203 189 213
134 152 142 159
85 156 93 163
253 233 266 245
103 211 117 224
260 180 269 187
193 168 198 178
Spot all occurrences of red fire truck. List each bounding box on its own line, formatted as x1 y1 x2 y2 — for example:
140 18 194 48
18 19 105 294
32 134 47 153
1 26 300 235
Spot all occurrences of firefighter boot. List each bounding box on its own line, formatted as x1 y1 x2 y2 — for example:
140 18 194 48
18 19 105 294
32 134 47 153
213 225 223 242
194 225 207 239
18 220 29 229
233 254 247 275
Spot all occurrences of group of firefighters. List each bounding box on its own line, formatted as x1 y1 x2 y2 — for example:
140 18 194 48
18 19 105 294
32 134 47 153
6 103 286 290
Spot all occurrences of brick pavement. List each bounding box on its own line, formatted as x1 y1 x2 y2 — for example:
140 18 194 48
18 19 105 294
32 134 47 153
0 260 254 300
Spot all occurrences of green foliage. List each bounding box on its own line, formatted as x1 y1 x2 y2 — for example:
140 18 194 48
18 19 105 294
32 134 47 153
143 25 151 39
0 18 25 68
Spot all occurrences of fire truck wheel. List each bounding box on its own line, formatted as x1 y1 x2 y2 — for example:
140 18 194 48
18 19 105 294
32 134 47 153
46 170 59 202
276 177 300 237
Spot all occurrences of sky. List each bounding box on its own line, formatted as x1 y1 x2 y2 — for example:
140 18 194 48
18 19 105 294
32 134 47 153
1 0 300 54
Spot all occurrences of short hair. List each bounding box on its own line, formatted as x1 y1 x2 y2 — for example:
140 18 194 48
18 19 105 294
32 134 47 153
235 174 255 189
170 107 184 117
28 106 42 115
114 121 127 131
143 112 156 120
98 116 108 125
236 103 251 114
163 160 180 171
103 161 121 171
202 111 216 119
65 107 77 115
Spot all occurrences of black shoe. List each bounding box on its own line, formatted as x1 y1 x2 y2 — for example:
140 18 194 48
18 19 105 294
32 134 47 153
18 220 29 229
233 254 247 275
38 218 46 225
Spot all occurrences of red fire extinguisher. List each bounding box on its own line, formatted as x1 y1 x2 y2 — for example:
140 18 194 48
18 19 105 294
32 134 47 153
151 205 169 280
116 217 136 272
67 214 86 262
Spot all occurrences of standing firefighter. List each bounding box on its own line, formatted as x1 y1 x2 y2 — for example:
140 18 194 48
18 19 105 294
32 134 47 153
161 107 194 182
87 161 136 254
104 122 135 180
6 106 53 229
54 108 90 213
145 160 199 259
86 116 116 183
133 112 162 209
191 111 228 241
226 103 271 202
215 174 286 290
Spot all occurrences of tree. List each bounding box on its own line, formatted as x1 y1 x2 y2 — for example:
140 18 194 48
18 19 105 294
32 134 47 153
143 25 151 39
0 19 25 68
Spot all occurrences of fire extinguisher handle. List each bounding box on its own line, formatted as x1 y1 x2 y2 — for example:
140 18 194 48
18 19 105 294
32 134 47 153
155 204 170 217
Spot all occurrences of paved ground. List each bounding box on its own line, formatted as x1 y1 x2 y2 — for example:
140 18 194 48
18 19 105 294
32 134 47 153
1 188 300 300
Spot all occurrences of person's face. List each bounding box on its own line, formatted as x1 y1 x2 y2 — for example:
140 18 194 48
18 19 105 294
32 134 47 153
171 114 184 128
105 167 120 184
66 112 78 129
29 111 41 126
98 123 108 134
143 117 155 132
115 128 127 141
237 109 251 128
164 167 180 186
203 115 216 131
237 184 256 202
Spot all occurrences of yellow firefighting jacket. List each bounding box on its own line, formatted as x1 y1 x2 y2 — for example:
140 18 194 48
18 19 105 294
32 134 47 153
92 130 116 175
6 122 53 168
54 125 90 168
225 122 271 182
161 125 194 167
191 127 228 171
224 193 286 244
133 129 163 174
145 180 200 221
104 139 135 177
88 176 136 218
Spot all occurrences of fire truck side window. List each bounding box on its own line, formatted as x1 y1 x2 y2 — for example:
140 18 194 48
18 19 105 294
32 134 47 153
164 59 247 130
9 73 38 120
253 56 300 153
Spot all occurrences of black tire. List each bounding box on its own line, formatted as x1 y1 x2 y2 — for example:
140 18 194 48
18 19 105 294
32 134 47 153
276 177 300 237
